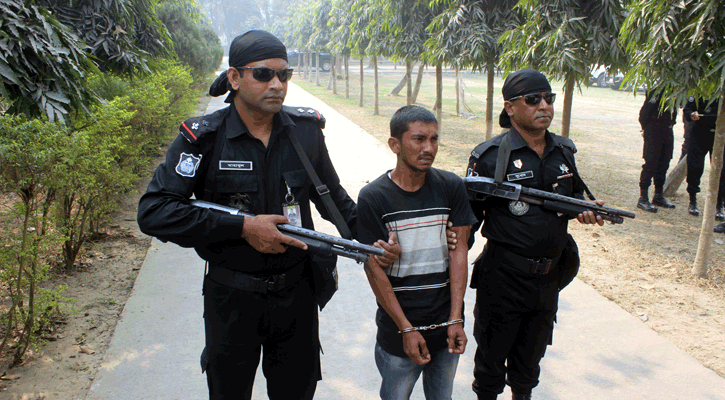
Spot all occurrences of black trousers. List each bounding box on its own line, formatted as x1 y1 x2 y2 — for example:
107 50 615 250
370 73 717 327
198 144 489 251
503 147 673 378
639 126 674 191
686 128 725 199
201 273 320 400
471 246 559 397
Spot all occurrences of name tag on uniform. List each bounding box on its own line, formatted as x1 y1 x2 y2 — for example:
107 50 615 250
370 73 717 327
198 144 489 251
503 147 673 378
219 161 253 171
507 171 533 182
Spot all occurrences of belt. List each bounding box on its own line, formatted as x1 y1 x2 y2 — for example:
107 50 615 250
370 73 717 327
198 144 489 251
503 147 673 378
206 262 307 294
489 242 561 275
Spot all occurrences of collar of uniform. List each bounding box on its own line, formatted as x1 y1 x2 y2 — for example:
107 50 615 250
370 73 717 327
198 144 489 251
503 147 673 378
224 105 293 139
507 127 556 153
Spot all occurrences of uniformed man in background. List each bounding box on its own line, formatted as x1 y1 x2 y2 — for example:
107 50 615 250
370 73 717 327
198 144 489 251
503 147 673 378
684 96 723 219
636 89 677 212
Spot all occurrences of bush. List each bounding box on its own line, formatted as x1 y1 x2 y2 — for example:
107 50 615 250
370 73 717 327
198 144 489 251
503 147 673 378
0 115 70 364
0 56 201 365
125 59 199 154
56 97 139 268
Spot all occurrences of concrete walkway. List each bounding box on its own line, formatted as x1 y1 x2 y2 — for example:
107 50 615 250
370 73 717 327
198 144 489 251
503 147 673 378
85 82 725 400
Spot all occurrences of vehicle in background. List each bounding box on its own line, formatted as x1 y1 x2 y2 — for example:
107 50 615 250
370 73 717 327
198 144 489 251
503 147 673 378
609 72 647 92
287 50 332 72
588 65 610 87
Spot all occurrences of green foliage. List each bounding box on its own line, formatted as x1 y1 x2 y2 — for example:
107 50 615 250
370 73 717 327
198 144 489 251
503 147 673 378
54 96 140 269
427 0 521 68
157 1 223 79
0 58 201 363
498 0 627 84
0 0 99 122
36 0 174 74
620 0 725 107
0 115 69 364
124 59 198 154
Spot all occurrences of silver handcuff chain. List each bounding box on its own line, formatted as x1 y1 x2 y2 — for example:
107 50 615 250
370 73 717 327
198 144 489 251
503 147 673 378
398 319 464 334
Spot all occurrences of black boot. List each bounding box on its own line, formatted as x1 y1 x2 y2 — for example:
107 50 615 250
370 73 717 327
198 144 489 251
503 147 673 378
716 196 724 221
512 392 532 400
715 222 725 233
637 197 658 213
637 188 657 213
688 193 700 216
652 187 675 209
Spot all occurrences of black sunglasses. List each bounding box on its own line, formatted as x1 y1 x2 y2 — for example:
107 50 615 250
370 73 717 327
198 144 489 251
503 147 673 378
237 67 294 83
508 92 556 105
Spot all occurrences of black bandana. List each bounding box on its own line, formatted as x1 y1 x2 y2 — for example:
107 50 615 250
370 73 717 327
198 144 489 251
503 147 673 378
209 30 288 103
499 69 552 128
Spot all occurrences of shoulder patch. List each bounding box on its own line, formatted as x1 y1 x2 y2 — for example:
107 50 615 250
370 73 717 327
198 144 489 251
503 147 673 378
553 134 577 154
179 110 224 144
283 105 326 129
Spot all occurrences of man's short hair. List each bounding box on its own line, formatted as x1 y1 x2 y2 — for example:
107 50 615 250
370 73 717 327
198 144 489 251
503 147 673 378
390 105 438 138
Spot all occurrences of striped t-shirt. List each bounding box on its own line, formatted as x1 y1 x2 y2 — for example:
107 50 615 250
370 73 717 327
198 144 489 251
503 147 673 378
357 168 478 357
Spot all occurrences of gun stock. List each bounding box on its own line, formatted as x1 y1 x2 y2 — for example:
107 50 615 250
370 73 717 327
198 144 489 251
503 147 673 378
190 200 384 263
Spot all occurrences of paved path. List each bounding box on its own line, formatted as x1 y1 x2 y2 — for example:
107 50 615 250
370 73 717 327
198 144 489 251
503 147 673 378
85 82 725 400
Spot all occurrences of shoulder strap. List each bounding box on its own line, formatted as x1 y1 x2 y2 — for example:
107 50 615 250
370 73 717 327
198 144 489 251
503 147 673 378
494 132 511 184
287 130 353 240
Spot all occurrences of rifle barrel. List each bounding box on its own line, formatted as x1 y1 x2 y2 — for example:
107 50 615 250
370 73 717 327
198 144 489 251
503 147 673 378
190 200 384 261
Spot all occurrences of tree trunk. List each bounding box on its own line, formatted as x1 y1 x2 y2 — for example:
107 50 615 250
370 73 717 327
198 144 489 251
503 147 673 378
486 62 495 140
298 51 303 76
307 48 312 82
692 97 725 278
560 74 576 138
305 49 312 79
373 55 379 115
663 156 687 197
359 57 364 107
332 55 337 94
345 54 350 100
455 67 460 116
435 64 443 133
315 52 320 86
411 62 425 104
406 60 412 106
390 74 406 96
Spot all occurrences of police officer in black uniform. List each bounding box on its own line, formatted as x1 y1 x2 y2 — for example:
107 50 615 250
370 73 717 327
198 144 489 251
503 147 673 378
636 90 677 212
684 96 723 219
466 69 604 400
136 30 400 399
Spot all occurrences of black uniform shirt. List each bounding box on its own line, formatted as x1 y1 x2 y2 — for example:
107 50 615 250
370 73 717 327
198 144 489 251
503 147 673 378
639 91 677 130
137 105 356 275
684 97 719 132
468 128 584 258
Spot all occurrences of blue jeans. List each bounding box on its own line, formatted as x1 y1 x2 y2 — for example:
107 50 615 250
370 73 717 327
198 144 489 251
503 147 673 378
374 341 460 400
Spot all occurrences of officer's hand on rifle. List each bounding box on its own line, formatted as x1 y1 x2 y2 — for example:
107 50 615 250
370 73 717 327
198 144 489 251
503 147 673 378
372 232 401 268
241 215 308 254
576 200 606 226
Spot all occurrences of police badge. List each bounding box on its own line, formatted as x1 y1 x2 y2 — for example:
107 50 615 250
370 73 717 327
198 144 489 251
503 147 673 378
175 153 202 177
509 200 529 216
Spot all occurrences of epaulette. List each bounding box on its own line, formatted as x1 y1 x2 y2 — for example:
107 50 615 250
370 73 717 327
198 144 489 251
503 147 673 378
283 105 326 129
470 132 507 160
553 134 577 154
179 110 225 144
